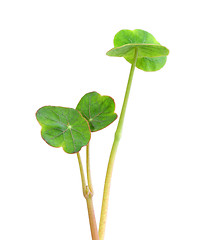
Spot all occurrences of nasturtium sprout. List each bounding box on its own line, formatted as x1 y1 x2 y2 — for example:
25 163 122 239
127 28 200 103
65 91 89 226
36 28 169 240
107 29 169 71
76 91 117 132
36 106 91 154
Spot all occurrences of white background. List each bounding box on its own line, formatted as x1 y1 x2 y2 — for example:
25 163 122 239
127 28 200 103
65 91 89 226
0 0 202 240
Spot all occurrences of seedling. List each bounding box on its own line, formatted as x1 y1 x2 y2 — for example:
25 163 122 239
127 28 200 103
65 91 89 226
36 29 169 240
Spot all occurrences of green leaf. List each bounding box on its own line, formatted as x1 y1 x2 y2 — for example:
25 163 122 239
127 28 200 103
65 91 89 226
36 106 91 154
76 92 117 132
107 29 169 71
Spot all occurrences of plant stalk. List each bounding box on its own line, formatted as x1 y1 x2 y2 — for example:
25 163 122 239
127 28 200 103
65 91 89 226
77 152 99 240
86 196 99 240
86 143 94 194
77 152 87 197
99 48 138 240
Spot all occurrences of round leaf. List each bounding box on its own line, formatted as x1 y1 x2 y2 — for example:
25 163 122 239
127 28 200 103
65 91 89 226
76 92 117 132
107 29 169 71
36 106 91 154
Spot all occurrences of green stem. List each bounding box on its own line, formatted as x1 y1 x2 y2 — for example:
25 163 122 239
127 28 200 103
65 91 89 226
77 152 99 240
86 143 94 194
77 152 86 197
99 48 138 240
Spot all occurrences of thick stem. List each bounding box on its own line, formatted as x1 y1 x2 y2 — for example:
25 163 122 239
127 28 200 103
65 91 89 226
86 197 99 240
77 153 99 240
99 48 138 240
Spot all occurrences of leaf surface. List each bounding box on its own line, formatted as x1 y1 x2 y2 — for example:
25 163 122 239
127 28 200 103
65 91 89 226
76 92 117 132
107 29 169 71
36 106 91 154
107 44 169 58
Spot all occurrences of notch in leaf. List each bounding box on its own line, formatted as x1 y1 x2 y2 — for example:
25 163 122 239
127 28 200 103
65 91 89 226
76 92 118 132
107 29 169 71
36 106 91 154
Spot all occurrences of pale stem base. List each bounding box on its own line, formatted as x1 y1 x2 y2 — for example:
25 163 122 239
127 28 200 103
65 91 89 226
77 152 99 240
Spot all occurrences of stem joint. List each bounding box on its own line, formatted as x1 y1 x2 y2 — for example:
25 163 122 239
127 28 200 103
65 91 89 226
84 185 94 199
